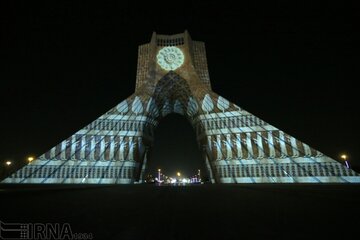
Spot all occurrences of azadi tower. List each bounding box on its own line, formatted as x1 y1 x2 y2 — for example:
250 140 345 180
3 31 360 184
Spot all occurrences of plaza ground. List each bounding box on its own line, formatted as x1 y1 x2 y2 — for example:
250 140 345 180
1 184 360 239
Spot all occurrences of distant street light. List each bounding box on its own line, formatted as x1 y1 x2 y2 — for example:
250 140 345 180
158 169 161 182
341 154 350 168
177 172 181 177
28 157 34 163
5 161 12 166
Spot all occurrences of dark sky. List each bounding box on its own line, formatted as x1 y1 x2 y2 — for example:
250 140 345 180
1 1 359 178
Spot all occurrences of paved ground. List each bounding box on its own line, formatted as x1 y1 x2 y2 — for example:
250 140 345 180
1 184 360 240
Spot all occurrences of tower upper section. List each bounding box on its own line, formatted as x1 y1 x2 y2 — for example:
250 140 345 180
135 31 212 91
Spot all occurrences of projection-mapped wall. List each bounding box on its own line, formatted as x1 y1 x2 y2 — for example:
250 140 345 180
3 31 360 184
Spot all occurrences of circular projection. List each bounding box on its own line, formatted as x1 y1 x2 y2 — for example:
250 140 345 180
156 47 184 71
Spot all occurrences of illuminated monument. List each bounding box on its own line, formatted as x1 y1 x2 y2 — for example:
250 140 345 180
3 31 360 184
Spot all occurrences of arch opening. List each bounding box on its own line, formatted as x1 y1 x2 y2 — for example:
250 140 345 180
145 113 208 183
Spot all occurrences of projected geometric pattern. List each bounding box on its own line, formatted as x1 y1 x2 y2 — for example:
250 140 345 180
3 31 360 184
156 46 184 70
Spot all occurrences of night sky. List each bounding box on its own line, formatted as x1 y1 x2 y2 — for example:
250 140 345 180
1 1 359 178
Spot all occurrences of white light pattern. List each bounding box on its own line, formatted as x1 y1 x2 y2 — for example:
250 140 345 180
157 47 184 71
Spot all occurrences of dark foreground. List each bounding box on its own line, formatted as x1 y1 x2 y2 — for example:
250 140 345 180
1 184 360 240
